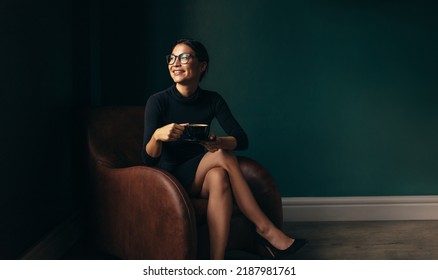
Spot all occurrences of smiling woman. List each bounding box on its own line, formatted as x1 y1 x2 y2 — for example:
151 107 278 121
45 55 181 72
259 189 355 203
141 39 307 259
166 40 209 96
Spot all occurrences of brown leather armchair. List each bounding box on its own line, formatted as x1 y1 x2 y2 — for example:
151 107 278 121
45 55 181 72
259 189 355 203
86 106 283 259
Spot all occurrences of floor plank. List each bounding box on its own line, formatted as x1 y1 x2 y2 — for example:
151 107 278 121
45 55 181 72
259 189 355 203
63 220 438 260
283 220 438 259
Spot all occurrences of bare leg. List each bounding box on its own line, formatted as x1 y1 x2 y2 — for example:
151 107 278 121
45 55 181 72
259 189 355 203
192 150 293 251
190 167 233 260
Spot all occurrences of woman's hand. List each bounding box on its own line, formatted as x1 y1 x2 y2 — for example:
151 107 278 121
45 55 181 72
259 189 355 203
146 123 187 159
153 123 188 142
202 135 238 152
202 134 221 153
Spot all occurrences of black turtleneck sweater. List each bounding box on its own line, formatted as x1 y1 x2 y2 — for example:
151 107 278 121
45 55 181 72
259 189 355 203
142 85 248 172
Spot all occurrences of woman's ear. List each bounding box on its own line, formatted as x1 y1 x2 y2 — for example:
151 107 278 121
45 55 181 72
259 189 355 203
200 62 208 73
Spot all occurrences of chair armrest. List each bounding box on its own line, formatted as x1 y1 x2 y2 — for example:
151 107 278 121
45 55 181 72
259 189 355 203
89 164 197 259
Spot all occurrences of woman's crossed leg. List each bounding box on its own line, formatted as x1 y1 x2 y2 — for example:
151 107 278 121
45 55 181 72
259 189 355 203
190 150 293 259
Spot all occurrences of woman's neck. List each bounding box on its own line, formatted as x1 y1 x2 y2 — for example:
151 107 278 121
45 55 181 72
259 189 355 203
176 83 198 97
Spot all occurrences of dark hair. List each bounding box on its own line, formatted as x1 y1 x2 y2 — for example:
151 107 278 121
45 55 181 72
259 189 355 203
171 38 209 81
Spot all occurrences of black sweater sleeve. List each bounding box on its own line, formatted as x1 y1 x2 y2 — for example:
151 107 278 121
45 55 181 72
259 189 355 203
142 94 162 166
214 94 249 150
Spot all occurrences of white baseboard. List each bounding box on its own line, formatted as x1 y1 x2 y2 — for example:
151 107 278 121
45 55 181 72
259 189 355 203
282 195 438 222
21 211 84 260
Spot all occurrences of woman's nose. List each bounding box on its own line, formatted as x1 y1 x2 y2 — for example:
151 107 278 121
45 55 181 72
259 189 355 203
174 57 182 66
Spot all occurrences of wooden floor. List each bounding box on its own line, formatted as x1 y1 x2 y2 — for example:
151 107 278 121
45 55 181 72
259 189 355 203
64 220 438 260
283 220 438 260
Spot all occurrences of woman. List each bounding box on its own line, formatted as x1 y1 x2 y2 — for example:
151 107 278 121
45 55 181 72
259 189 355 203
142 39 306 259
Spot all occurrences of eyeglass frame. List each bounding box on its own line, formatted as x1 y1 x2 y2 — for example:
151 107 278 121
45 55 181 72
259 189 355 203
166 53 195 65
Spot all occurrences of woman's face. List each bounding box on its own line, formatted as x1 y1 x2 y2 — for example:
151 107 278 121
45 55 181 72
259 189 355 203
168 43 207 86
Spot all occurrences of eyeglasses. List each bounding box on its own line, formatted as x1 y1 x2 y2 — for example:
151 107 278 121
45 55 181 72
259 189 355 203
166 53 194 65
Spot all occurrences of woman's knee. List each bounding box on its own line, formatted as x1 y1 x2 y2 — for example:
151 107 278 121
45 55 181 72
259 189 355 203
213 150 238 170
205 167 231 194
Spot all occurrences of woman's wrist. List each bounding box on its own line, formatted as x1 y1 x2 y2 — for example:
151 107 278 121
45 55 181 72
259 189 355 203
146 131 163 158
152 130 161 142
217 136 237 150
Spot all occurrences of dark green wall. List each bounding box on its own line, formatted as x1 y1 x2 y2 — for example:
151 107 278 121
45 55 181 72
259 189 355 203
139 0 438 197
